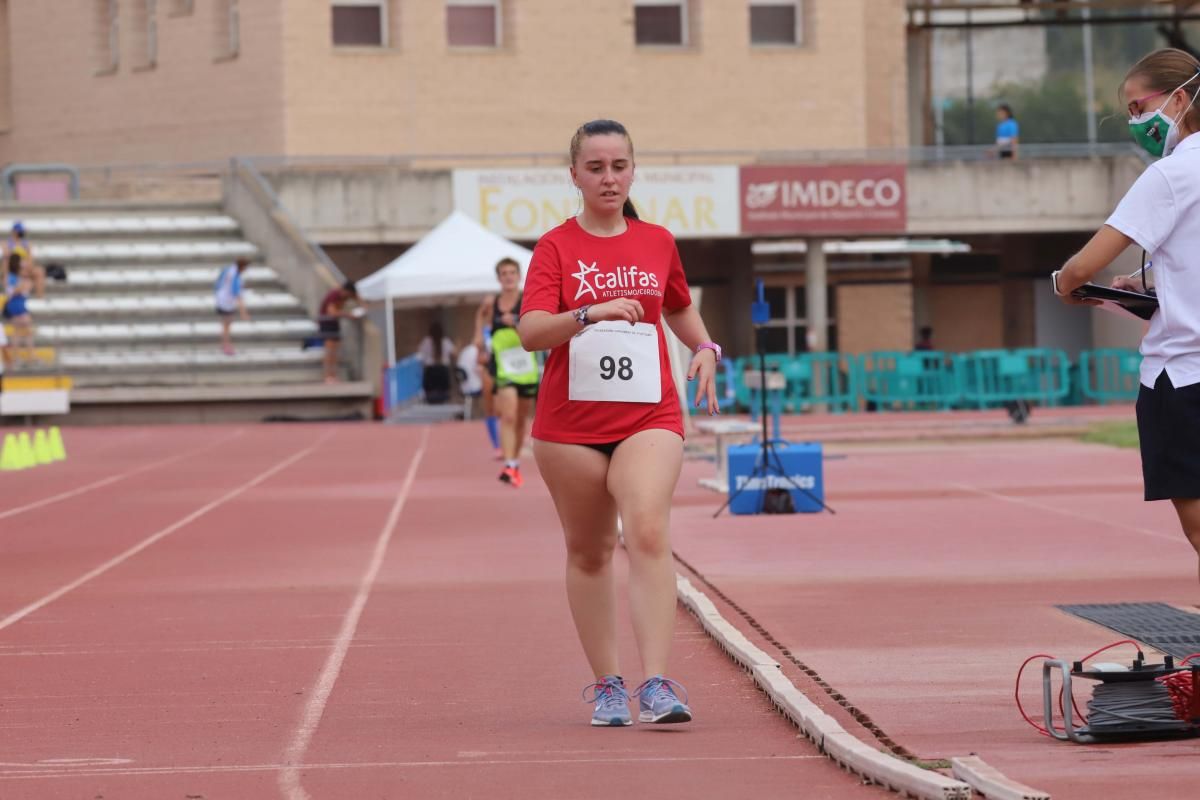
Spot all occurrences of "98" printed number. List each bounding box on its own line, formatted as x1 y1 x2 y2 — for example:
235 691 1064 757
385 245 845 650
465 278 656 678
599 356 634 381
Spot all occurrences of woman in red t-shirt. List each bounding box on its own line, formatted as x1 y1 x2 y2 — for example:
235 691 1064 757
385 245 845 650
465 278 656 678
518 120 721 727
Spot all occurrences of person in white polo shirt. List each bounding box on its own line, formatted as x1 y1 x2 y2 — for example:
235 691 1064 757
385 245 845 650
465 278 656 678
1053 48 1200 584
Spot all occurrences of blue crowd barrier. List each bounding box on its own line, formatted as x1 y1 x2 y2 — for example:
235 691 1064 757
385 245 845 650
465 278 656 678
384 355 424 413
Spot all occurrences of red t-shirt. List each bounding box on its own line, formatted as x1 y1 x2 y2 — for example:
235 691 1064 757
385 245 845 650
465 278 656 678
521 217 692 444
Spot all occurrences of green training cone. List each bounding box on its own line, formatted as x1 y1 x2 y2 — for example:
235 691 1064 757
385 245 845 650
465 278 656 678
0 433 23 471
48 426 66 462
17 432 36 469
33 429 53 465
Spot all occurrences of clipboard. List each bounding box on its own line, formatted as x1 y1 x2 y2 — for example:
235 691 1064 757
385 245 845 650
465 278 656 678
1053 272 1158 322
1071 283 1158 321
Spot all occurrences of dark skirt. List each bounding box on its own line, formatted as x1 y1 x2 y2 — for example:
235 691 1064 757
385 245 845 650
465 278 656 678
1136 369 1200 501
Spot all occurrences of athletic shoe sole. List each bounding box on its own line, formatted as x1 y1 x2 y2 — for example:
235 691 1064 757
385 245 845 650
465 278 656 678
591 717 633 727
639 705 692 724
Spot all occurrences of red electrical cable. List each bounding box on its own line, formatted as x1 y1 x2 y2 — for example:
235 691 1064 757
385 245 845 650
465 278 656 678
1015 640 1146 736
1157 653 1200 722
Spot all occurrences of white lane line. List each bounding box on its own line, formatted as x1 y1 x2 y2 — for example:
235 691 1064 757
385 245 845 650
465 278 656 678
0 429 247 521
1 754 821 780
278 427 429 800
0 432 329 633
944 480 1182 544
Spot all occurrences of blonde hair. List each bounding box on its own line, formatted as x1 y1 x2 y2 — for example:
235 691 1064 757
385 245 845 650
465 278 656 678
1124 48 1200 129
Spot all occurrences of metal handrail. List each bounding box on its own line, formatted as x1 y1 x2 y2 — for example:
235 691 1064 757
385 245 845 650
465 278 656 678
231 156 347 286
0 163 81 201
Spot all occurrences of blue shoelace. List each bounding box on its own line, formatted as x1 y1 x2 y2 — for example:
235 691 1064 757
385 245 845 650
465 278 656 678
634 675 689 706
582 677 629 712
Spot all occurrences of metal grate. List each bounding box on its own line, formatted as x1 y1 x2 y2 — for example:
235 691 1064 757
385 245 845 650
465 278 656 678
1058 602 1200 660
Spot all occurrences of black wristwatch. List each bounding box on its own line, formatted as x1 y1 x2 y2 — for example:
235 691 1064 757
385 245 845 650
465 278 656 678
573 305 593 327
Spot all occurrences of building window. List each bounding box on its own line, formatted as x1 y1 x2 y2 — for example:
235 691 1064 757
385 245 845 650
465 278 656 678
750 1 803 47
333 1 387 47
447 0 500 48
94 0 120 74
132 0 158 69
214 0 239 60
757 281 836 355
635 0 687 47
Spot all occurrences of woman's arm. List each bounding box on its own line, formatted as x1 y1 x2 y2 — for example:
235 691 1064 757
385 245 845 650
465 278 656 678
472 295 493 349
518 298 645 352
1054 225 1135 302
664 304 719 414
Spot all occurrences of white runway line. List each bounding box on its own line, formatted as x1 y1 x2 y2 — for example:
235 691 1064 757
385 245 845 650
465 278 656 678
0 431 329 633
944 479 1181 544
0 428 247 521
0 753 822 781
278 427 429 800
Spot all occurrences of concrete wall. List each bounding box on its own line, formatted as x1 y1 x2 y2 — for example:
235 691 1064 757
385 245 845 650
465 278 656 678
836 283 914 354
278 0 908 158
271 153 1145 244
0 1 909 165
907 155 1146 235
929 284 1004 352
268 167 452 244
0 0 285 165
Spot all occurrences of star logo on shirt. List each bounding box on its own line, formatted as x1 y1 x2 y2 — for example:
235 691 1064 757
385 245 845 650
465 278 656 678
572 260 599 301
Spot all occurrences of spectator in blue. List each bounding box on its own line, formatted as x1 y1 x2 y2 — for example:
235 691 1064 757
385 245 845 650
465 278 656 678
994 103 1020 160
214 258 251 355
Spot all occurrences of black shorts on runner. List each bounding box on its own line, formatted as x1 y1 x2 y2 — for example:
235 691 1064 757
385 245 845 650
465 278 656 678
319 318 341 341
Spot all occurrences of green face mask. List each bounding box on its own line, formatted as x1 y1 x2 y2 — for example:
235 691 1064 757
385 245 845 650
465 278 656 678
1129 71 1200 158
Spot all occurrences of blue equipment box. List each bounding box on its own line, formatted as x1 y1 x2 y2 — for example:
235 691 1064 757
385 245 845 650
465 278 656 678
727 442 823 515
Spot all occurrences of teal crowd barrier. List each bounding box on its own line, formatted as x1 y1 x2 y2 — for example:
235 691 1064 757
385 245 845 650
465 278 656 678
956 348 1071 409
1079 348 1141 403
715 347 1132 415
856 351 960 411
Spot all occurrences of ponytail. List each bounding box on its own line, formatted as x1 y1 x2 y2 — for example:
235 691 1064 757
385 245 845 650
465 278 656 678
622 198 639 220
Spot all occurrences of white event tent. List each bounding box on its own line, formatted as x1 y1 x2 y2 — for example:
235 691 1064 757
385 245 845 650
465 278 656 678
356 211 534 365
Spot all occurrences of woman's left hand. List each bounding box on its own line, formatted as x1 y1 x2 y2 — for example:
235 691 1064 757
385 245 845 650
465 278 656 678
687 349 719 416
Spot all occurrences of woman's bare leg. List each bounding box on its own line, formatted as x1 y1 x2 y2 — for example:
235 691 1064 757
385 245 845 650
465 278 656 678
606 429 684 678
534 439 621 679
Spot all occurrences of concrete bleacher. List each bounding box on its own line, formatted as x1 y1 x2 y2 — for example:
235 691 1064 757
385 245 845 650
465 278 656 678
2 205 370 420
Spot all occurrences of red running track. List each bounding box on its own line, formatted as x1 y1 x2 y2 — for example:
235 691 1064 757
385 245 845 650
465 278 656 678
671 433 1199 800
0 423 882 800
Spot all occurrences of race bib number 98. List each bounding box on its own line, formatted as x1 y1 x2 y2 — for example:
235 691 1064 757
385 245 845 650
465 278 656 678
568 321 661 403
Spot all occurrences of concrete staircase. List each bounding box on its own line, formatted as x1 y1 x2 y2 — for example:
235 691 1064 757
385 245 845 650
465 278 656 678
2 204 373 423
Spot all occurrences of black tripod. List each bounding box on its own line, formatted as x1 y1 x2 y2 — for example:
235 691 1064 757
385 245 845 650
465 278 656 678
713 328 836 518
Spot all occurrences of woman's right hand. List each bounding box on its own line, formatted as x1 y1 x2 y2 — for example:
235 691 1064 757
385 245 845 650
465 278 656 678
1110 276 1142 292
587 298 645 325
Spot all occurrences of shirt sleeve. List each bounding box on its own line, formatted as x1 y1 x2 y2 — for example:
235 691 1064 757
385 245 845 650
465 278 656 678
1106 166 1177 254
663 239 692 313
521 238 563 315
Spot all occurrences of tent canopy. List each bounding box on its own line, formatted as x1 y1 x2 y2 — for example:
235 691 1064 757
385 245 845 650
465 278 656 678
356 211 533 306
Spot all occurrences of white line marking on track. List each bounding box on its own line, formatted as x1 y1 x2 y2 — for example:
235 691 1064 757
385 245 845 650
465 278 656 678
2 754 821 780
944 480 1182 544
0 429 247 522
278 427 429 800
0 432 328 633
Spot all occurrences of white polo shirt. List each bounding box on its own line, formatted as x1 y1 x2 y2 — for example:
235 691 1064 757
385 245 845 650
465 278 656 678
1107 132 1200 389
